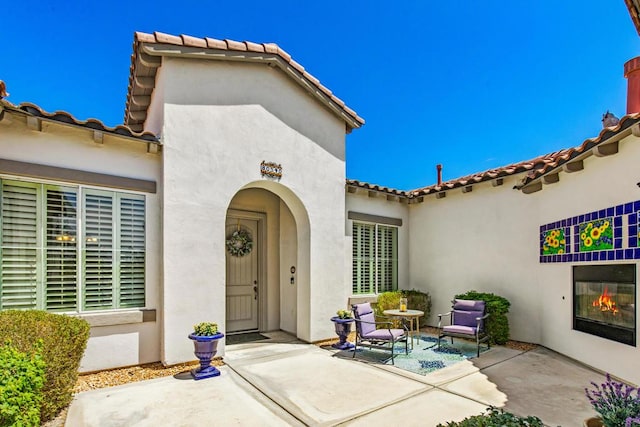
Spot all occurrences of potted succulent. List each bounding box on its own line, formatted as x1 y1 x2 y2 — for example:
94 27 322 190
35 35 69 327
330 309 355 350
584 373 640 427
188 322 224 380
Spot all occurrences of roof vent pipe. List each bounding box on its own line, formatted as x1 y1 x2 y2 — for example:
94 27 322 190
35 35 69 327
437 164 443 186
624 56 640 114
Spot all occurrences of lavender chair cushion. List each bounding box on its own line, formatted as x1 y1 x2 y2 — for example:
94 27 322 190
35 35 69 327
443 325 477 335
453 310 484 328
353 303 376 336
362 328 405 340
453 299 485 311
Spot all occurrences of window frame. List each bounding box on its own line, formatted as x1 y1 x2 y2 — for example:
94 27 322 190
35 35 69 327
0 175 147 313
352 220 399 295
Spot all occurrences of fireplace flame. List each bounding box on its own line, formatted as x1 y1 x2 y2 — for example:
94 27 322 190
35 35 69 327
592 286 619 315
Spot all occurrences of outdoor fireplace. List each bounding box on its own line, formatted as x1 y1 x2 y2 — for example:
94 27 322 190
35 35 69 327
573 265 636 346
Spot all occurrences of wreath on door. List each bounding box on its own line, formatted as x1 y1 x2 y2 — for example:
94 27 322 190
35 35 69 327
226 228 253 257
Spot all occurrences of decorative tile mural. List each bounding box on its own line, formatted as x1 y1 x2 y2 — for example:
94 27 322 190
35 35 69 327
540 201 640 263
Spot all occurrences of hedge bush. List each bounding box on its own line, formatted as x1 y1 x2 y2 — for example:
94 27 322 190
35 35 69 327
0 341 46 427
436 407 543 427
454 290 511 345
375 290 432 327
0 310 90 422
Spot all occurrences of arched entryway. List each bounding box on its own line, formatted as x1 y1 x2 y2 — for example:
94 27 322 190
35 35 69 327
224 182 310 339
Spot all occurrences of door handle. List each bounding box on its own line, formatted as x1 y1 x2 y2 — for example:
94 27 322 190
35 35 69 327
253 282 258 300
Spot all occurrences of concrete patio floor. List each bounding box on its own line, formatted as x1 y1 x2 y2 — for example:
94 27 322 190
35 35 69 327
66 331 602 426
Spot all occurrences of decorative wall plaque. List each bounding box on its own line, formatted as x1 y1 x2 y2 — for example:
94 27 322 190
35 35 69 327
260 161 282 179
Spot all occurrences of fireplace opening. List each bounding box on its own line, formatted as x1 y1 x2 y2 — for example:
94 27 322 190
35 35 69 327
573 264 636 346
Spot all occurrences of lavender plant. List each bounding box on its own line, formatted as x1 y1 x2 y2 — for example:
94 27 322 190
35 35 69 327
585 373 640 427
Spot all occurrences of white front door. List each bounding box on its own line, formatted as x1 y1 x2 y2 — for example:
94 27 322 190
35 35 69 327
225 216 259 332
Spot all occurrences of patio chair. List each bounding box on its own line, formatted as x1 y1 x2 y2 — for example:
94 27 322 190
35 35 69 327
437 299 490 357
351 302 408 365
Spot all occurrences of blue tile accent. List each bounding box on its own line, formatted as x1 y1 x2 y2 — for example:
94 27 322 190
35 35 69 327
635 248 640 258
607 207 614 216
607 251 615 260
566 235 571 245
574 225 579 234
615 228 622 238
574 253 580 262
539 256 544 263
579 253 585 261
601 252 608 260
574 243 580 252
625 203 633 214
630 214 638 226
626 249 634 259
579 214 585 223
616 249 624 259
629 238 637 248
561 219 567 227
586 253 592 261
635 201 640 211
540 225 546 232
616 205 623 216
631 225 638 235
598 209 606 218
615 216 622 227
615 238 622 248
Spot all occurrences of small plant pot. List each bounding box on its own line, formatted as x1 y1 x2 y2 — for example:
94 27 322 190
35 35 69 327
330 317 355 350
188 332 224 380
583 417 604 427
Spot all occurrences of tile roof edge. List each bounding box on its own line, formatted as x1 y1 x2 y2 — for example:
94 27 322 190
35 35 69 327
348 113 640 199
2 99 159 143
624 0 640 36
125 31 364 131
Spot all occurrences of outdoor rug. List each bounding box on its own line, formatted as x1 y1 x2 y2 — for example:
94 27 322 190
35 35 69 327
226 332 270 345
336 334 490 376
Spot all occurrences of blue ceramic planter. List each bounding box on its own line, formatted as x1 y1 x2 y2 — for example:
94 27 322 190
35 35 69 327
188 332 224 380
330 317 355 350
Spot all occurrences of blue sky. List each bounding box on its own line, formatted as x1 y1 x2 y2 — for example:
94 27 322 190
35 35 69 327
3 1 639 190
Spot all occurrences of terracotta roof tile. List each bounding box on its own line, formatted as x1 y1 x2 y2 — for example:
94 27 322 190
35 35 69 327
2 99 158 143
224 39 247 51
181 34 207 48
624 0 640 36
205 37 227 50
154 31 183 45
125 32 364 132
244 41 265 53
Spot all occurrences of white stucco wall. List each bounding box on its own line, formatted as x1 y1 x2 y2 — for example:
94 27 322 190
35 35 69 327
157 57 348 364
408 176 542 344
405 135 640 384
0 117 162 372
534 134 640 385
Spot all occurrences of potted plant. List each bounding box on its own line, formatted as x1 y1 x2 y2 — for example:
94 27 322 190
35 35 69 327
188 322 224 380
584 373 640 427
330 309 355 350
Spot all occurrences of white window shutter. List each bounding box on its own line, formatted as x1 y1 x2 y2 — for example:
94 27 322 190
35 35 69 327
118 195 145 308
83 191 114 310
44 187 78 310
1 181 40 309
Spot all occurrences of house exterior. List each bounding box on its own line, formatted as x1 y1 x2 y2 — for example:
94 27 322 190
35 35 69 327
2 23 640 385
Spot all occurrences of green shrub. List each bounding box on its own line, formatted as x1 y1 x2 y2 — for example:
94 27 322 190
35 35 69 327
0 340 46 427
375 290 432 327
436 406 543 427
0 310 90 422
193 322 219 336
454 290 511 345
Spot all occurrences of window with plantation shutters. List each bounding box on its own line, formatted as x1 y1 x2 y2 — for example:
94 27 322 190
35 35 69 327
1 181 40 310
352 222 398 294
0 178 146 313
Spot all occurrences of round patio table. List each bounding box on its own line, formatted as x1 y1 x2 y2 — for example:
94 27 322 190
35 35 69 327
383 309 424 349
